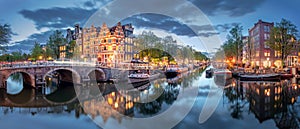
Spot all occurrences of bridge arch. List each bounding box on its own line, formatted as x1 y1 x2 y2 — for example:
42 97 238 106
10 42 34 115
87 68 106 81
43 86 78 105
6 70 35 88
43 68 81 84
5 89 36 106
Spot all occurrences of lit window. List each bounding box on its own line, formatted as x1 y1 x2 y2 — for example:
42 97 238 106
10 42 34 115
108 46 112 51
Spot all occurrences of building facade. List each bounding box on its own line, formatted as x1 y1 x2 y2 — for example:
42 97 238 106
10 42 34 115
286 38 299 67
73 22 135 67
242 36 250 66
249 20 275 68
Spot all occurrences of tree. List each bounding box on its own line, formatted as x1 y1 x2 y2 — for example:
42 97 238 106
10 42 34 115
226 25 243 65
134 31 208 65
134 31 161 60
11 50 23 61
0 23 13 51
47 30 67 59
31 42 44 59
66 40 76 58
267 18 298 67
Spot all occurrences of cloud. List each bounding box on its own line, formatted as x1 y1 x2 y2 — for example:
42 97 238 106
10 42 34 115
214 23 240 32
83 1 94 8
122 14 238 37
188 0 266 17
14 0 259 52
19 7 97 30
7 30 55 53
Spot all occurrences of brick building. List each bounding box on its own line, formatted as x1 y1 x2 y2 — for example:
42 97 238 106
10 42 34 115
249 20 276 67
73 22 135 67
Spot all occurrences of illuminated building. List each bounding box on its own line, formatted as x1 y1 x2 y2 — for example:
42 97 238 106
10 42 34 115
78 22 135 66
248 20 274 68
286 38 299 67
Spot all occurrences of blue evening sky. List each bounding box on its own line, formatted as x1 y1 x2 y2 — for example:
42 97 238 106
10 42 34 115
0 0 299 53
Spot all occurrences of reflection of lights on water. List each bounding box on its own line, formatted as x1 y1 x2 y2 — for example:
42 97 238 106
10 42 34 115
265 89 270 96
143 90 148 94
108 97 113 105
291 97 295 103
114 102 119 108
232 81 236 87
126 102 133 109
266 91 270 96
112 92 115 97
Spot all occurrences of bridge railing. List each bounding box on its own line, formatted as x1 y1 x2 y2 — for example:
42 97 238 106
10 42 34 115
0 61 110 69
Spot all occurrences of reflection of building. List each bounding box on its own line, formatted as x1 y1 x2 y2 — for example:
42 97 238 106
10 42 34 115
247 81 283 123
82 90 134 123
249 20 274 67
75 22 135 66
245 80 300 128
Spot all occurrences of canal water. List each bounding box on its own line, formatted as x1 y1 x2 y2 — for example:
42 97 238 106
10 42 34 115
1 67 300 129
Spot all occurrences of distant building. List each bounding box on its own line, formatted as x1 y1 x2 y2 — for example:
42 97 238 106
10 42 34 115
242 36 250 66
74 22 135 67
248 20 275 67
286 37 299 67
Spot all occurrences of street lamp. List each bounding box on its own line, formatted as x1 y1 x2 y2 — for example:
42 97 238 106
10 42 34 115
38 55 43 60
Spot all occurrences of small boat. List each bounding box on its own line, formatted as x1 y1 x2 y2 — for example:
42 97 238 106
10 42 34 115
214 69 232 79
128 73 150 79
165 65 189 78
280 73 293 79
239 74 280 81
128 69 150 83
128 70 161 84
205 68 213 78
165 65 180 78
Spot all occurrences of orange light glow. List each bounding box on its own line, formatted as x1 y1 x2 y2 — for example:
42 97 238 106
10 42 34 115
108 98 113 105
114 102 119 108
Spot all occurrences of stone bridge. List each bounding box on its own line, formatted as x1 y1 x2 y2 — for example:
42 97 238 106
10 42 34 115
0 64 113 89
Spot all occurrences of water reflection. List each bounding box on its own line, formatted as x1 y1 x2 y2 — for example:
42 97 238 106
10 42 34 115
224 78 300 128
6 73 23 95
80 79 182 121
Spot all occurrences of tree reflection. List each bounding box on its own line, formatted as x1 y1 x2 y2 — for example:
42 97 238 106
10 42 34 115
10 72 23 82
224 78 300 128
224 79 247 120
135 81 180 115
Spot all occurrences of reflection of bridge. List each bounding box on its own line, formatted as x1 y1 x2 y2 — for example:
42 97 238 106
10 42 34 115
0 88 78 107
0 64 112 88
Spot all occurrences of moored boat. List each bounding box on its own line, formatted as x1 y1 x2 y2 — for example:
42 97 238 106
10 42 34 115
128 69 150 84
280 73 294 79
214 69 232 79
165 65 180 78
239 74 280 81
165 65 189 78
128 73 160 84
205 68 213 78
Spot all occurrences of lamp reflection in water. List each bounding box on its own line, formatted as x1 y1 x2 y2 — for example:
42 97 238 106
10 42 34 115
264 89 270 96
